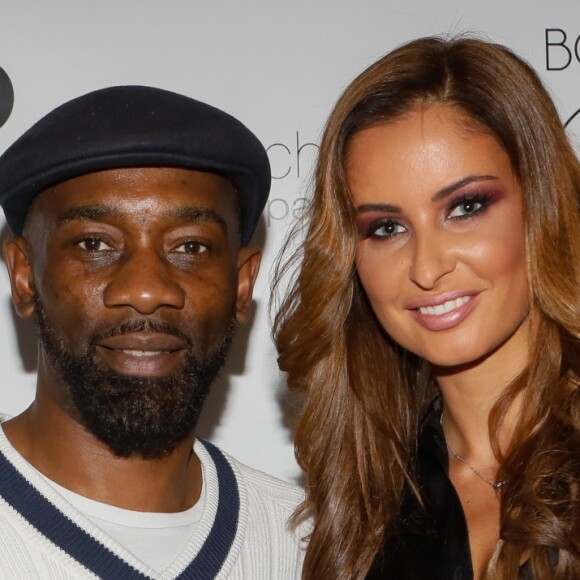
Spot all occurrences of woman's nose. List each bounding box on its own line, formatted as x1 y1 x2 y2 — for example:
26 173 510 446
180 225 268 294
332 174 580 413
409 232 456 290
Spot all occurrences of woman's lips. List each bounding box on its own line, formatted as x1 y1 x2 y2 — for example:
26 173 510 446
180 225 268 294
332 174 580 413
417 295 471 316
407 292 480 331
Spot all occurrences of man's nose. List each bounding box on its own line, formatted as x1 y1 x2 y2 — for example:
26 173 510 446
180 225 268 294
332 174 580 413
409 232 456 290
103 248 186 314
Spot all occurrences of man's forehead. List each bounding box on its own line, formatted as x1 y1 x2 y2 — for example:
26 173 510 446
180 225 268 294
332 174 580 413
28 166 239 232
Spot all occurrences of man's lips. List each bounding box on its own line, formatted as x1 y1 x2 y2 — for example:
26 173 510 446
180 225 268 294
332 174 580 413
94 333 188 376
95 332 188 354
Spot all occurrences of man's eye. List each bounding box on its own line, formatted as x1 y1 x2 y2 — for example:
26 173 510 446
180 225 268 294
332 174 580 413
174 240 208 255
78 238 113 252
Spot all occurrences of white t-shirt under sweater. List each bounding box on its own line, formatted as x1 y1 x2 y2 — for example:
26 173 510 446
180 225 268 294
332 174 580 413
45 476 205 573
0 415 307 579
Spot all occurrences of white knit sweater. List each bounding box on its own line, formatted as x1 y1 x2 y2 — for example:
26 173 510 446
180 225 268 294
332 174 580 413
0 416 306 579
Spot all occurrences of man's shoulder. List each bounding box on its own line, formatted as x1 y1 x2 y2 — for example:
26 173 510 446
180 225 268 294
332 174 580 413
196 439 304 512
227 451 305 509
194 439 308 578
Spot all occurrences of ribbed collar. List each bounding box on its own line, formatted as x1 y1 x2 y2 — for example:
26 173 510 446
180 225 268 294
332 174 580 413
0 426 241 579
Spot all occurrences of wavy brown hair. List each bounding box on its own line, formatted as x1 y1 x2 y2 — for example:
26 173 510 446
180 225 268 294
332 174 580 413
273 36 580 579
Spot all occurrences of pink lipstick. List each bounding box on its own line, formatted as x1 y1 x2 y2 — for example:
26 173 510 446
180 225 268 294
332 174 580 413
407 291 480 331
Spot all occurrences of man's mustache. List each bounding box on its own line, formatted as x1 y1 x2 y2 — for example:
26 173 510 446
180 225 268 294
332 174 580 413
90 319 192 347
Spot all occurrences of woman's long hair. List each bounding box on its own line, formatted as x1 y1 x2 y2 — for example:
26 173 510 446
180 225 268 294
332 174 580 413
273 36 580 579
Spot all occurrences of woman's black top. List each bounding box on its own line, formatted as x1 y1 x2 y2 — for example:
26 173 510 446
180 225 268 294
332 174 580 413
367 398 534 579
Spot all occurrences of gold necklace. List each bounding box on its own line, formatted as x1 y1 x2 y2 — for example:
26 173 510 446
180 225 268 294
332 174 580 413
440 411 507 491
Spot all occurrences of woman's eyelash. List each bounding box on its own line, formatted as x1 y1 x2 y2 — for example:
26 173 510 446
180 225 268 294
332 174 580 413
447 193 493 219
364 219 406 239
359 193 494 239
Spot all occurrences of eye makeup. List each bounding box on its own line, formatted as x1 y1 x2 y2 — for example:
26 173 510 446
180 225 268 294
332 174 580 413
356 212 406 240
355 182 504 240
446 192 494 221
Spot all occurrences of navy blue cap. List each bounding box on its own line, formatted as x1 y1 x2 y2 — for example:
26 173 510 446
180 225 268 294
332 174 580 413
0 85 271 245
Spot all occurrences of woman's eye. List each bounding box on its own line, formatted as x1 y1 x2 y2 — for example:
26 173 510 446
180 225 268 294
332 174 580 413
448 198 484 219
78 238 113 252
370 220 406 239
174 240 208 255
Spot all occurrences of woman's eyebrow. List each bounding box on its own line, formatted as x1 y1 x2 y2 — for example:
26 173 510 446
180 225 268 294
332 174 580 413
431 175 498 202
357 203 400 213
356 175 499 213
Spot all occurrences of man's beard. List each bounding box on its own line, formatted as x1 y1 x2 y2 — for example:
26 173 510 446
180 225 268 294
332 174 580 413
34 298 234 459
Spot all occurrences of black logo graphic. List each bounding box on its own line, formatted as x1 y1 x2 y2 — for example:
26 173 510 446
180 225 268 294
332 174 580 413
565 109 580 149
565 108 580 129
0 66 14 128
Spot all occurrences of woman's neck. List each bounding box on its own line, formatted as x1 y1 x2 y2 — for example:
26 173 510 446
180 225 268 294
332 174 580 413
434 325 529 462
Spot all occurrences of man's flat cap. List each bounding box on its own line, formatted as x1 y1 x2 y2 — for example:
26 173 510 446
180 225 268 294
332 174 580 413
0 85 271 245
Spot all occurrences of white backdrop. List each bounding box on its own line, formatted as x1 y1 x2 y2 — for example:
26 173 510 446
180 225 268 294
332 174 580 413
0 0 578 483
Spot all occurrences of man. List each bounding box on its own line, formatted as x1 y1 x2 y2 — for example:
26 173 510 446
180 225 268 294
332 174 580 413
0 86 305 579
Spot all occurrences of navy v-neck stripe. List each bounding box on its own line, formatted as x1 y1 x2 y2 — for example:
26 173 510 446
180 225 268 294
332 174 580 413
0 439 240 579
0 450 151 578
178 440 240 579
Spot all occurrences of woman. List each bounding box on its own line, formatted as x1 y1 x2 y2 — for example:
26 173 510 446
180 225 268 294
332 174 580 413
274 37 580 579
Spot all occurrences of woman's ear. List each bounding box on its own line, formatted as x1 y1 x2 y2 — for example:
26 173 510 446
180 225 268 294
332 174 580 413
235 246 262 324
3 237 36 318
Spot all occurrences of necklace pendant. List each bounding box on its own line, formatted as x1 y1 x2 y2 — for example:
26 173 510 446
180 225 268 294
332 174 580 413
440 410 508 491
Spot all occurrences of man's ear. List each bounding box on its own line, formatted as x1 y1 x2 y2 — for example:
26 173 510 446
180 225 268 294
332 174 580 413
3 237 36 319
235 246 261 324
